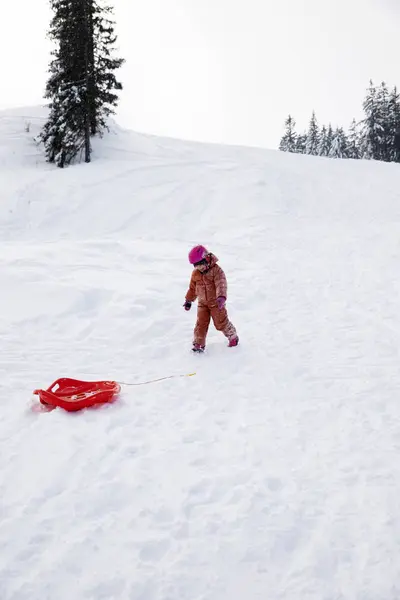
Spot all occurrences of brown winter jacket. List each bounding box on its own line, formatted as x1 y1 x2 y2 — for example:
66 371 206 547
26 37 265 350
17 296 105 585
185 254 228 307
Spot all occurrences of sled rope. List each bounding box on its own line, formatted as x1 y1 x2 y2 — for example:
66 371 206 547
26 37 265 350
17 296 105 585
118 372 196 386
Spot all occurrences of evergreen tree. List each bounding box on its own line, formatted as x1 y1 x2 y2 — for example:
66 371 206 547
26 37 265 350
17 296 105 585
37 0 88 167
388 86 400 162
305 111 319 155
39 82 89 167
326 124 334 155
317 125 333 156
295 133 307 154
38 0 124 167
375 81 391 161
360 80 382 160
89 1 125 135
347 119 361 159
329 127 349 158
279 115 297 152
317 125 326 156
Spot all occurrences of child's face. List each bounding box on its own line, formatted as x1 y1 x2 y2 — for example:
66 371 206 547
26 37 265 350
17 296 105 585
194 259 208 272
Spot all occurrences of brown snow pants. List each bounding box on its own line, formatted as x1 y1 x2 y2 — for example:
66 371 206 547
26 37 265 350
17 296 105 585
194 304 237 347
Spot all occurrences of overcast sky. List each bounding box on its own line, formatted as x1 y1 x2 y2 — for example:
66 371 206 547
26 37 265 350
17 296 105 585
0 0 398 149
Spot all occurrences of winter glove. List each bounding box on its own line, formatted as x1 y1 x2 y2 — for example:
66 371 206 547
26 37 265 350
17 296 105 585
217 296 226 310
183 300 192 311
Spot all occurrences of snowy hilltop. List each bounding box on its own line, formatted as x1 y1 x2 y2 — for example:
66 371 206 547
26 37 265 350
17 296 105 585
1 106 400 600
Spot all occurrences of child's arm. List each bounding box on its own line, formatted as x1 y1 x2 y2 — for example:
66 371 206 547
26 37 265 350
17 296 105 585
185 272 198 302
214 265 227 299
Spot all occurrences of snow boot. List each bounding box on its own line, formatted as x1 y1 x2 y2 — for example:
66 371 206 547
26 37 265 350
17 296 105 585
192 343 205 353
228 336 239 347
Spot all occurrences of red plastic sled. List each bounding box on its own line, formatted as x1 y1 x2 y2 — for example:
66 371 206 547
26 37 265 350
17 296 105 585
33 378 121 412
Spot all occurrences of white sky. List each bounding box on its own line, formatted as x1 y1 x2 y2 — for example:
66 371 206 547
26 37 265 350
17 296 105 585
0 0 399 149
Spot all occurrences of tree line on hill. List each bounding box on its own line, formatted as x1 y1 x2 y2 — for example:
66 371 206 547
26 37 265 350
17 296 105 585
279 81 400 163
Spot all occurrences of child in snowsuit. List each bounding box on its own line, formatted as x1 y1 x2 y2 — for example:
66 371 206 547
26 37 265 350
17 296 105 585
183 245 239 352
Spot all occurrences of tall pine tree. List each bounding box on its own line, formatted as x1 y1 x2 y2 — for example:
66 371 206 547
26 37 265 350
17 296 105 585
38 0 124 167
305 111 319 155
326 124 334 156
295 133 307 154
317 125 332 157
329 127 349 158
279 115 297 152
388 86 400 162
360 80 381 160
375 82 391 161
89 1 124 135
347 119 360 159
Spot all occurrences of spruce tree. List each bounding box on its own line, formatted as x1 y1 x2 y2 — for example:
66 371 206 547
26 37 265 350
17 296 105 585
89 1 124 135
305 111 319 155
360 80 381 160
347 119 361 159
329 127 349 159
279 115 297 152
38 0 124 167
295 133 307 154
326 124 334 156
38 0 88 167
317 125 326 156
317 125 330 156
375 82 391 161
388 86 400 162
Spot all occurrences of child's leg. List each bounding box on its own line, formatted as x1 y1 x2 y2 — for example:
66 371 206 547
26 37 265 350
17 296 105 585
210 306 237 341
194 305 211 347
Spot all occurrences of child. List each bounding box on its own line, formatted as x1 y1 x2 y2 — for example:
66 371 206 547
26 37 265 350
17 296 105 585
183 245 239 352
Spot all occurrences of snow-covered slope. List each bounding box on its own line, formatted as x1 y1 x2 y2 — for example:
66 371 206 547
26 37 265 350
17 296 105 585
1 107 400 600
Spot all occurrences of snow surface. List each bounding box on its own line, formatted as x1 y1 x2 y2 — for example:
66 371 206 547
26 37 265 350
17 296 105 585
1 106 400 600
